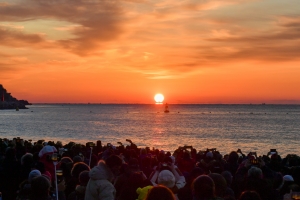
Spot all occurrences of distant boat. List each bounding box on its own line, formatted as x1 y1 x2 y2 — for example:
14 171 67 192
164 103 169 113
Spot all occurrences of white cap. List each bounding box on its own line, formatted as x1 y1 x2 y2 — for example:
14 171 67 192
158 170 175 188
283 175 294 182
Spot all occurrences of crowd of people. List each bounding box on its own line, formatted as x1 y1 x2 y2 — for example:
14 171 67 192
0 137 300 200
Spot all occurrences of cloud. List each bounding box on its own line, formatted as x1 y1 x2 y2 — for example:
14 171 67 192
0 51 30 79
0 0 125 55
0 0 300 79
202 15 300 62
0 25 48 47
0 23 24 30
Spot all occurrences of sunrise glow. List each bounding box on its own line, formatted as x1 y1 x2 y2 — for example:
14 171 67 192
0 0 300 104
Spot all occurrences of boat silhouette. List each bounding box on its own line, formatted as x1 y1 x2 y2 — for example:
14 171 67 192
164 103 169 113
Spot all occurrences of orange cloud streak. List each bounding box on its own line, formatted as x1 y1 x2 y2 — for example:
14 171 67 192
0 0 300 103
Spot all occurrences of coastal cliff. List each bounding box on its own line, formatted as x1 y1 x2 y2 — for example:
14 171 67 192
0 84 31 109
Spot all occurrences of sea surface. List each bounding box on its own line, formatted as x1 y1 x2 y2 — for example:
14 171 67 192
1 104 300 157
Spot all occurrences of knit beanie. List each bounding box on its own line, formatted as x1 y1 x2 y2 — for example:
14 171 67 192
28 169 42 182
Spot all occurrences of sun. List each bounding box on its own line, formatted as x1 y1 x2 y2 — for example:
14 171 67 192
154 93 164 103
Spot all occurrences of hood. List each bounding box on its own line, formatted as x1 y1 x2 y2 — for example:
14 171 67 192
39 145 57 157
89 160 114 182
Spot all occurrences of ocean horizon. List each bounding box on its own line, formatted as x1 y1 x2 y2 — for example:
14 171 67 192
1 104 300 157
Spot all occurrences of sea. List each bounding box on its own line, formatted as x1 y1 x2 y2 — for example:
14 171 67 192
1 104 300 157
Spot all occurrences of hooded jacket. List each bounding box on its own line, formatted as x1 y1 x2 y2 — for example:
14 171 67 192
85 161 115 200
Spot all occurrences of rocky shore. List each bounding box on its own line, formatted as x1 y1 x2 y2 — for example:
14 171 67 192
0 84 31 109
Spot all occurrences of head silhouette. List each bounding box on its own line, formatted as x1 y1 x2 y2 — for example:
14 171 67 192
145 185 176 200
192 175 216 200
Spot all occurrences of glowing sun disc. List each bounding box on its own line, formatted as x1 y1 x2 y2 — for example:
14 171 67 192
154 94 164 103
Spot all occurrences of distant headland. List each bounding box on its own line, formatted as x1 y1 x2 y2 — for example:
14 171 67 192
0 84 31 109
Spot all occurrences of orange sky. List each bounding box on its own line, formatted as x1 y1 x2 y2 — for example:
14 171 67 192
1 0 300 104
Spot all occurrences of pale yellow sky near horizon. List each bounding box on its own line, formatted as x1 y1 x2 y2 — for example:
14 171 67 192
1 0 300 104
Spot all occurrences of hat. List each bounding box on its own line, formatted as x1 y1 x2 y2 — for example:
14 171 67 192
206 151 213 158
136 186 153 200
28 169 41 182
158 170 175 188
283 175 294 182
38 145 57 157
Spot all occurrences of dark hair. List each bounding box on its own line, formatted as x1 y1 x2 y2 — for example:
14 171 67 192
145 185 176 200
105 155 122 169
71 162 90 178
228 151 239 163
238 190 262 200
73 155 83 163
30 176 51 200
221 171 233 187
21 153 34 166
79 171 90 186
5 147 16 160
208 173 227 198
60 156 73 164
273 172 283 189
192 175 216 200
188 167 205 185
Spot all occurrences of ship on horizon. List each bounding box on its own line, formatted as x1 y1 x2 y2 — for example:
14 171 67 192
164 103 169 113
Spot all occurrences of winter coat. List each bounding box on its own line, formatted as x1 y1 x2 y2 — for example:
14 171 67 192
85 161 115 200
39 152 55 182
0 158 21 200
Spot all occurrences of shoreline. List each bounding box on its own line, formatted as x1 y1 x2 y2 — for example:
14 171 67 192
1 137 298 158
28 103 300 105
